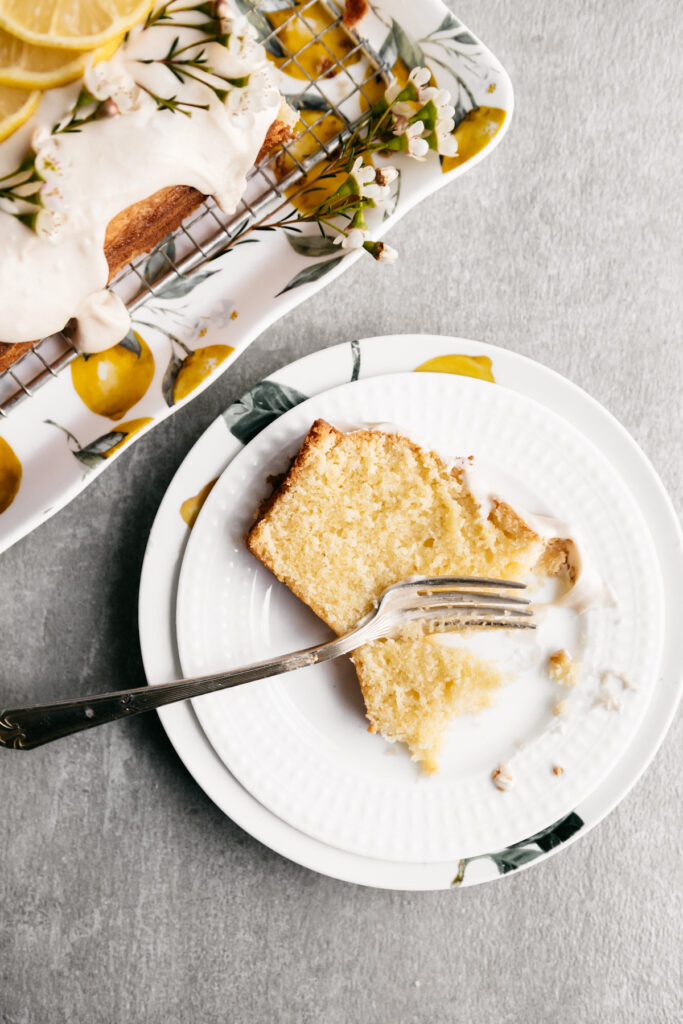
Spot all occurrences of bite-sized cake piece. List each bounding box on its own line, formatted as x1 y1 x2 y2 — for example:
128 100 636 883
548 648 581 687
248 420 556 773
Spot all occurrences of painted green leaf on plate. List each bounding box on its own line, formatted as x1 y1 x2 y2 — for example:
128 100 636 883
380 19 426 70
155 269 218 301
74 430 127 469
508 811 584 853
118 329 142 356
162 352 184 407
276 254 346 296
286 92 331 112
285 233 340 258
223 380 308 445
451 811 585 886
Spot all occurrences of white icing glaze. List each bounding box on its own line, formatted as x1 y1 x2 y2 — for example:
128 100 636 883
0 4 281 351
520 512 616 614
70 289 130 354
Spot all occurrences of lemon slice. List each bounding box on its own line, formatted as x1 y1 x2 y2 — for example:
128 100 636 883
0 29 122 88
0 84 40 142
0 0 153 51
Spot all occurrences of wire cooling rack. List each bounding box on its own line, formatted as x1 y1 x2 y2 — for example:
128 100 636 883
0 0 388 417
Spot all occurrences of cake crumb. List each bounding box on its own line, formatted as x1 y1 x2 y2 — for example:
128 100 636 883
593 692 622 712
594 669 634 712
553 699 568 716
601 669 636 691
548 648 581 687
491 764 515 791
230 309 238 320
552 765 564 776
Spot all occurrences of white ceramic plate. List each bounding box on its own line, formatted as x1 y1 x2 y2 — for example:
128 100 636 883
175 371 664 863
139 335 683 888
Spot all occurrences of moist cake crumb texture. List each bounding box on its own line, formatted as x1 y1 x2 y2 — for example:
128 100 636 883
548 648 581 687
248 419 560 773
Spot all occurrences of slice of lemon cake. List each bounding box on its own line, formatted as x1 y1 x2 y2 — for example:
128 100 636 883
247 419 553 773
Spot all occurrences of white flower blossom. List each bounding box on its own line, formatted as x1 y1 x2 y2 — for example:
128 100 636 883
429 88 458 156
226 68 277 125
436 128 458 157
347 156 395 202
374 165 398 187
397 119 429 159
334 227 366 250
408 66 431 94
30 125 51 152
34 206 68 242
384 67 431 112
33 137 67 180
215 7 263 72
217 3 252 40
84 59 141 113
375 241 398 263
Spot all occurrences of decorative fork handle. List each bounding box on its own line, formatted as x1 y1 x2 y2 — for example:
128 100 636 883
0 636 357 750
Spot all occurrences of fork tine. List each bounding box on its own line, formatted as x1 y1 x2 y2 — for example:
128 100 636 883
405 591 531 610
411 576 527 591
403 605 535 623
463 619 536 630
395 605 536 630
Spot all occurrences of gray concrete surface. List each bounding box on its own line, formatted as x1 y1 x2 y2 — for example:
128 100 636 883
1 2 681 1021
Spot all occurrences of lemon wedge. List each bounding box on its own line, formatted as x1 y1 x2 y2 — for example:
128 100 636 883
0 29 122 88
0 0 153 51
0 84 40 142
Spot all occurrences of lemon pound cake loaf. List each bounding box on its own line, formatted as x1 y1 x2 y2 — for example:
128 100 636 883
247 420 555 773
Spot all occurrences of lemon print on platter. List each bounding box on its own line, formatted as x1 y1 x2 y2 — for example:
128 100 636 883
0 435 21 513
415 354 495 383
101 417 153 459
71 330 155 421
180 477 218 530
163 343 234 407
53 416 154 469
441 107 507 173
265 1 359 82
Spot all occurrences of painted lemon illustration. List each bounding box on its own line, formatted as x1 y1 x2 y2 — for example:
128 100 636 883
278 107 346 206
48 416 154 469
180 477 218 529
359 56 417 113
415 354 495 383
102 417 153 459
165 344 234 406
0 435 21 513
442 107 506 173
266 1 359 81
71 330 155 421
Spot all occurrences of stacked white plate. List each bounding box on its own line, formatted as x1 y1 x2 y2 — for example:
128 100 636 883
139 335 682 890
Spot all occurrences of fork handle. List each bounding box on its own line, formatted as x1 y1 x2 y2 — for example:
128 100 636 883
0 640 349 750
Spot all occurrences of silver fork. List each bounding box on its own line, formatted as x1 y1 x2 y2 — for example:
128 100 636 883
0 576 534 750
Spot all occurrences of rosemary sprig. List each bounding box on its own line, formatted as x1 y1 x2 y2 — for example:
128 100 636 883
137 33 247 105
0 157 43 210
51 87 103 135
138 83 210 115
144 1 216 30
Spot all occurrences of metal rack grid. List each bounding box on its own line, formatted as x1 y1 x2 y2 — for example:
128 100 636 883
0 0 389 417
